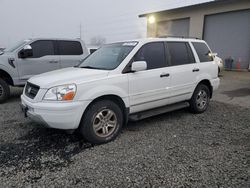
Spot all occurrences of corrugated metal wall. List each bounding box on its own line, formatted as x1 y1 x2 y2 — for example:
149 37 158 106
203 9 250 69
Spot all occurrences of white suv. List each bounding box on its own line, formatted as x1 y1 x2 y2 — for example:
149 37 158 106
0 38 89 103
21 38 220 144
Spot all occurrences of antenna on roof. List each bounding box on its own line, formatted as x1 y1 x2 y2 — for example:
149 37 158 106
80 23 82 39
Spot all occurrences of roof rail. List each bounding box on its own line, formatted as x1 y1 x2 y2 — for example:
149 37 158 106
158 35 200 40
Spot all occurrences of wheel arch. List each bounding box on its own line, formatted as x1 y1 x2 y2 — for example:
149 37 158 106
80 94 129 128
0 69 14 86
197 79 213 98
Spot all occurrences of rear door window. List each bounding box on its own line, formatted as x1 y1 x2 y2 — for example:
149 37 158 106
30 40 55 58
192 42 213 62
58 41 83 55
134 42 167 70
167 42 195 66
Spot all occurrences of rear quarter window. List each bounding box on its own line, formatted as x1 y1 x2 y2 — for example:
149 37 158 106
167 42 195 66
192 42 213 62
58 41 83 55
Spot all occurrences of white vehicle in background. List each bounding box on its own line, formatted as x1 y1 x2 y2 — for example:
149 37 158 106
213 55 224 73
0 48 5 55
21 37 220 144
0 38 89 103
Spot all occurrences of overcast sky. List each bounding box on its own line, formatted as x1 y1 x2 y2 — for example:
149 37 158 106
0 0 212 47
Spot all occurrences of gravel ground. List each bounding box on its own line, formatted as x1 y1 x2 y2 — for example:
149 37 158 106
0 87 249 187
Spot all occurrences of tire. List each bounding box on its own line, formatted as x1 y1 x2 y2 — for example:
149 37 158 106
79 100 123 144
189 84 210 114
0 78 10 104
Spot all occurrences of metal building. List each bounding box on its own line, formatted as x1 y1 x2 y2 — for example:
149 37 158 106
139 0 250 70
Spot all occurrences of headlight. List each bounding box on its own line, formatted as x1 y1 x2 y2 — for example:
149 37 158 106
43 84 77 101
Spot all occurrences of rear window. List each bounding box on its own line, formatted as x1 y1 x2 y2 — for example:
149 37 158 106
58 41 83 55
167 42 195 66
192 42 213 62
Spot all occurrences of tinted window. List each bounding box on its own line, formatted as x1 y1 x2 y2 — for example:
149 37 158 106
167 42 195 66
134 42 166 70
58 41 83 55
30 40 55 58
192 42 213 62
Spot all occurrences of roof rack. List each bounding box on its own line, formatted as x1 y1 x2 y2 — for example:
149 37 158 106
158 35 200 40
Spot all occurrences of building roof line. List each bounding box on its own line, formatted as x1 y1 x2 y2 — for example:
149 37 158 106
138 0 231 17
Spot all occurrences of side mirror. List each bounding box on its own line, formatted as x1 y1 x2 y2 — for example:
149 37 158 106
19 45 33 58
131 61 147 72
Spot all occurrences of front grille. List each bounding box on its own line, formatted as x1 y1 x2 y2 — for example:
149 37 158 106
25 82 40 99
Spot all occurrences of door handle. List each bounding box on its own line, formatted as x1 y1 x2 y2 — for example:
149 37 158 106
160 73 170 78
192 68 200 72
49 60 58 63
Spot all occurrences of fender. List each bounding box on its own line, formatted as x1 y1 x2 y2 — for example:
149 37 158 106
77 83 130 108
0 63 16 76
0 63 18 85
195 72 212 85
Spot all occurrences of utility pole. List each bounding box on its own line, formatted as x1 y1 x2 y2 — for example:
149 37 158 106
80 23 82 39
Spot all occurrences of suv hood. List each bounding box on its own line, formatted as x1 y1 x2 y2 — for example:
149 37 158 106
0 52 12 58
28 67 110 88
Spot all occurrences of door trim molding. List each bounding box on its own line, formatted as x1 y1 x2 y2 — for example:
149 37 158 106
130 92 192 107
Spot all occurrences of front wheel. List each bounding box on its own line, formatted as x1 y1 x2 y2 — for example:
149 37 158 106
0 78 10 104
79 100 123 144
189 84 210 114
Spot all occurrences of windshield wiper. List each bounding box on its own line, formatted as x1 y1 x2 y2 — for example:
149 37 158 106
79 66 103 70
79 66 111 70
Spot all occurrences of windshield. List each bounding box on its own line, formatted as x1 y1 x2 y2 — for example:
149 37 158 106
5 39 31 52
79 42 137 70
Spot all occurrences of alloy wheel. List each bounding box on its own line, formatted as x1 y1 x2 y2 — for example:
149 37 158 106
196 90 208 110
93 109 118 138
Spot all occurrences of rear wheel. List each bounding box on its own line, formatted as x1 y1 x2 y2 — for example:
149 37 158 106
79 100 123 144
0 78 10 104
189 84 210 114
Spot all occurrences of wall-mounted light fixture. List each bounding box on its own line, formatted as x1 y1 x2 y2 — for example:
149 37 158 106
148 15 156 24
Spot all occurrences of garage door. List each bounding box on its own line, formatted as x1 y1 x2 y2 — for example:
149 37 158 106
203 9 250 69
157 18 190 37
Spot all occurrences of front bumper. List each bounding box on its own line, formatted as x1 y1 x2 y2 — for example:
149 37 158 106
20 103 50 128
21 95 90 130
211 78 220 91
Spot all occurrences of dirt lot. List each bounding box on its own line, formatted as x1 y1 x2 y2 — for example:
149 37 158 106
0 71 249 187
